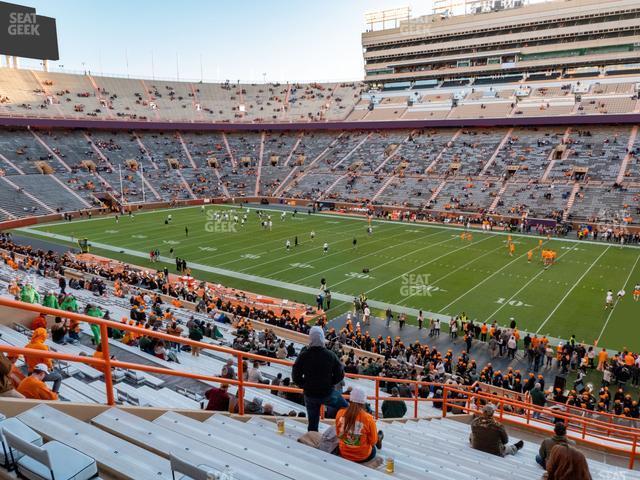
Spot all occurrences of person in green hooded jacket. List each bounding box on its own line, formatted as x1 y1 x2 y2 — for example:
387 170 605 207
85 304 104 345
42 291 59 310
20 284 40 304
60 294 79 312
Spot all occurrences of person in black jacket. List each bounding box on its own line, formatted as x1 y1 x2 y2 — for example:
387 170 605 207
58 275 66 295
292 326 347 431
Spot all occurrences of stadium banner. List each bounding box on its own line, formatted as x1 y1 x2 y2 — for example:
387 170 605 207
525 217 556 229
0 1 59 60
317 201 336 210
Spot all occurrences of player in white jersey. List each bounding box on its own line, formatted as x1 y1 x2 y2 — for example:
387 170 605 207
281 211 286 221
605 289 614 309
268 220 272 231
617 289 626 300
285 240 291 252
310 231 315 241
323 242 328 254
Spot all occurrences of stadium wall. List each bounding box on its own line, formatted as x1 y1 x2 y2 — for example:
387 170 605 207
1 113 640 131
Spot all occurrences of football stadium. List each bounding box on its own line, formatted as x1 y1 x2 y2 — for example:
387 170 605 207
0 0 640 478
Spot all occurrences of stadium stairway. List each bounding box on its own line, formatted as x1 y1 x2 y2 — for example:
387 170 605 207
2 403 637 480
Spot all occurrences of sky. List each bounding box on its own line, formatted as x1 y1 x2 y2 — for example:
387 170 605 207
17 0 548 83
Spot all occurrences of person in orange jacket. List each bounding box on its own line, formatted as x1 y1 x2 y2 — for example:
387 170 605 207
23 328 61 393
6 354 25 390
17 363 58 400
335 387 381 463
30 313 47 331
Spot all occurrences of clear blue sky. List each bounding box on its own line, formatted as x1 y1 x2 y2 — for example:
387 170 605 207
17 0 433 82
20 0 547 83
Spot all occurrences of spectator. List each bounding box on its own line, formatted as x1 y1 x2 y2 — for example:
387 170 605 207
85 303 104 345
545 444 592 480
50 317 75 344
293 326 347 431
221 358 236 379
188 321 204 356
204 383 230 411
470 403 523 456
6 354 24 389
245 396 264 414
263 403 275 416
0 352 24 398
17 364 58 400
530 383 546 419
42 291 59 309
23 328 62 393
248 360 268 384
20 283 40 304
537 422 575 469
271 372 282 395
30 313 47 331
381 387 407 419
276 341 287 360
335 387 381 463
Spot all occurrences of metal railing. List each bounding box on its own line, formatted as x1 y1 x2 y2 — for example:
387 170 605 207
0 297 639 469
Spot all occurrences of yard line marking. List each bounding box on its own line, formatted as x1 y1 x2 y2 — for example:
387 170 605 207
286 232 451 287
8 226 585 350
27 202 640 250
220 221 379 270
596 252 640 344
484 243 579 322
196 218 376 263
535 246 611 334
233 222 414 274
351 235 496 295
437 243 541 314
397 242 506 305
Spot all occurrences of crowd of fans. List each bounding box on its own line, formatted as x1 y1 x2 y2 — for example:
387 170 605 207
3 230 640 427
0 233 626 477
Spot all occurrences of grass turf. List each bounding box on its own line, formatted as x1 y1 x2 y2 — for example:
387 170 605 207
15 204 640 352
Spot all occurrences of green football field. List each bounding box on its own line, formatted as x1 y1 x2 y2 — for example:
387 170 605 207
15 204 640 352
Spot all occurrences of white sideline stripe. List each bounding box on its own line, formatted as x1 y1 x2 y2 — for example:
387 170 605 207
14 225 581 352
535 246 611 334
15 226 457 325
484 243 579 323
596 252 640 344
24 203 640 251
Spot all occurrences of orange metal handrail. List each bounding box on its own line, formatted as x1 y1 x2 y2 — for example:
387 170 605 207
0 298 461 413
1 297 640 469
441 384 640 469
481 382 640 437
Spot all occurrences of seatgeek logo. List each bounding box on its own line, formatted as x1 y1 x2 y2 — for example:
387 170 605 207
7 11 39 36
